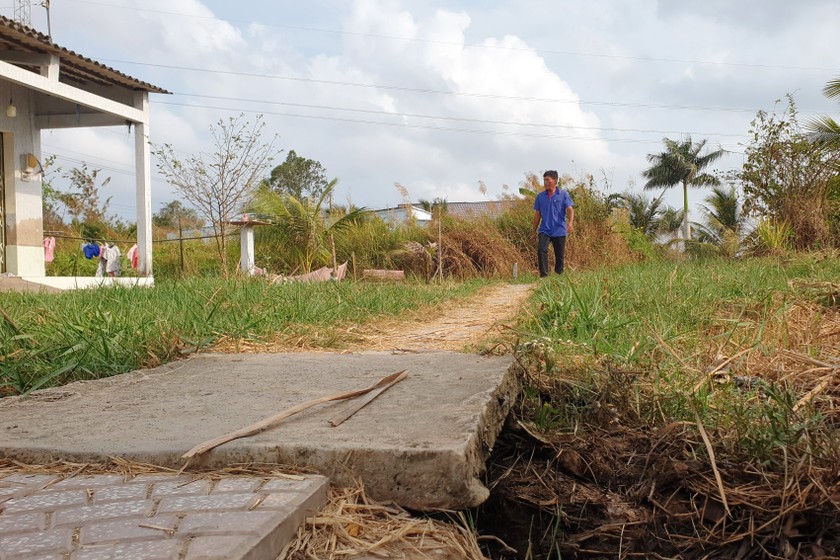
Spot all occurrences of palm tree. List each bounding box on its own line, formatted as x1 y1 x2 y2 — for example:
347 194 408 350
807 76 840 146
618 191 678 238
690 186 746 257
249 179 364 273
642 135 725 241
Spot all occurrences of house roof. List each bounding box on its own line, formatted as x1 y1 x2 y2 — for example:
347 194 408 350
0 16 169 94
446 200 517 219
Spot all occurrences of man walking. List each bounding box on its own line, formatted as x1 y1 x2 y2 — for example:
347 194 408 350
532 170 574 277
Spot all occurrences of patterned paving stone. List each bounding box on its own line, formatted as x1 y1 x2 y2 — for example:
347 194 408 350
0 472 329 560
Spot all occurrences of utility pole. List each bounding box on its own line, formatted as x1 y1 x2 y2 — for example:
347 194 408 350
41 1 51 38
13 0 31 27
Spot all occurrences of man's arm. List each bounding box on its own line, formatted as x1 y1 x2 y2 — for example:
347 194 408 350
566 207 575 234
532 210 541 238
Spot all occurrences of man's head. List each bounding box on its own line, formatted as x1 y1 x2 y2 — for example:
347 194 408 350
543 170 558 191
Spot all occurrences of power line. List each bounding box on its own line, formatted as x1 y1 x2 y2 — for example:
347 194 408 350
169 91 749 138
156 100 683 144
108 58 770 115
60 0 838 72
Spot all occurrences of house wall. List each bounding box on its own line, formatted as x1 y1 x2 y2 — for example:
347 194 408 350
0 80 44 276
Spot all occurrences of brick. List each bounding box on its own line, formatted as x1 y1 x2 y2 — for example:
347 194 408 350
150 480 211 498
53 500 152 527
6 554 65 560
3 490 88 513
80 515 179 544
178 510 279 536
50 476 126 491
257 492 307 511
0 474 60 488
157 494 257 515
260 477 320 493
0 527 71 556
210 479 261 494
92 484 147 503
0 511 46 534
127 474 188 483
183 535 249 560
71 539 182 560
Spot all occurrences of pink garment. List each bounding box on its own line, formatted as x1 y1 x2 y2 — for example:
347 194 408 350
127 244 139 269
43 236 56 263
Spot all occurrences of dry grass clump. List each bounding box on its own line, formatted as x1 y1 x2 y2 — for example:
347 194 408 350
440 218 524 278
282 484 486 560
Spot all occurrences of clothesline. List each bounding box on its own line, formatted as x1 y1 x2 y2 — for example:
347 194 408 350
42 231 238 244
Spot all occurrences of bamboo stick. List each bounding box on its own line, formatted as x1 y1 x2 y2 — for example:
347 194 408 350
183 370 407 458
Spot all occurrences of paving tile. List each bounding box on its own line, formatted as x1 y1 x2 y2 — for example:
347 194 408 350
53 500 153 527
91 484 147 502
80 515 179 544
2 490 88 513
149 479 211 498
156 494 257 515
0 527 72 557
0 474 60 488
50 476 126 490
210 479 261 494
71 539 182 560
183 535 249 560
0 511 46 534
177 510 279 536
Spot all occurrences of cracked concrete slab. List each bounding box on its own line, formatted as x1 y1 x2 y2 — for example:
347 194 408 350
0 351 519 510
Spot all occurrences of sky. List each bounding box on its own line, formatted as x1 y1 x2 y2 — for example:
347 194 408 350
9 0 840 221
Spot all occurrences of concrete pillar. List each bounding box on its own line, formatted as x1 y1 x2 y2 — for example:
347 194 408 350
133 91 152 276
240 224 255 276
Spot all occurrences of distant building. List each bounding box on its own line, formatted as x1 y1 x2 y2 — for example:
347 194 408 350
371 199 520 226
371 205 433 226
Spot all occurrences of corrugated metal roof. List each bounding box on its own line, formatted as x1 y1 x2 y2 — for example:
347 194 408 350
0 16 169 94
446 200 517 219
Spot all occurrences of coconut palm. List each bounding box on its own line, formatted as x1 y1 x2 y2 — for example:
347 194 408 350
807 76 840 146
249 179 365 274
690 186 746 257
618 191 680 238
642 136 725 241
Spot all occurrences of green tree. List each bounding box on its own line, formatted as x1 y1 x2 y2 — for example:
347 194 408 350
807 76 840 147
153 200 204 229
54 164 112 226
265 150 329 201
618 191 681 238
642 135 725 241
690 186 745 257
154 114 278 274
737 96 839 249
249 179 364 273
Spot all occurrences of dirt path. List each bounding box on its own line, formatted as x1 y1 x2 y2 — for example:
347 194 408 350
348 282 534 352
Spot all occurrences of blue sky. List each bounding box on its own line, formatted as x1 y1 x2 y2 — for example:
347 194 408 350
11 0 840 220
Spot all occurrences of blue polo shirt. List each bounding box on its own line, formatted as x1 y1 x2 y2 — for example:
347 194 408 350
534 189 574 236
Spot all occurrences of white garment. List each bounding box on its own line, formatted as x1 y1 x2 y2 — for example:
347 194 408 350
103 244 121 276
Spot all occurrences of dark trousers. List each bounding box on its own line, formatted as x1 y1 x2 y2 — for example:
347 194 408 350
537 233 567 277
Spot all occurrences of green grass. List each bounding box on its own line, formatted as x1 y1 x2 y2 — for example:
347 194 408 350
0 277 488 395
517 254 840 465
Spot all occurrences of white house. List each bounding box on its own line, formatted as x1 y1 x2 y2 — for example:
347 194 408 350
0 16 168 289
372 205 433 226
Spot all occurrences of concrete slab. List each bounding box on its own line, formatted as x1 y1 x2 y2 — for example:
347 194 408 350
0 351 519 510
0 471 328 560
